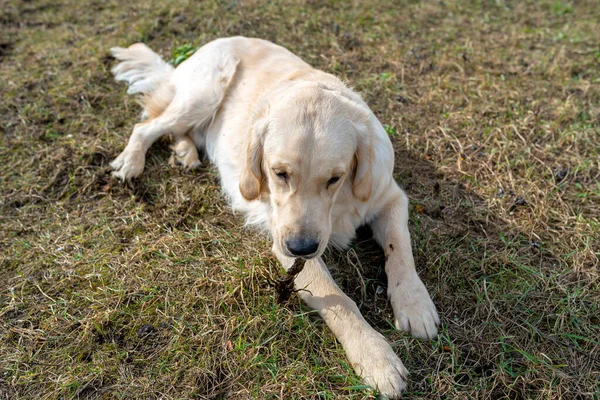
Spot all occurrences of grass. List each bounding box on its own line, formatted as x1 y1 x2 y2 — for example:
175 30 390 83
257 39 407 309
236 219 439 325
1 0 599 398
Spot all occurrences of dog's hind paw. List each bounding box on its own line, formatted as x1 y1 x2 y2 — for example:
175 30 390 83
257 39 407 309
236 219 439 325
169 142 201 171
110 149 145 180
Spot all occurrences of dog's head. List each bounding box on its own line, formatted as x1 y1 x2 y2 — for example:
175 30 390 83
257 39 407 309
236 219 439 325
239 82 373 259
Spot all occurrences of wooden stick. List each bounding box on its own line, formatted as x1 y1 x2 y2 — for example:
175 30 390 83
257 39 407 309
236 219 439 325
274 258 307 303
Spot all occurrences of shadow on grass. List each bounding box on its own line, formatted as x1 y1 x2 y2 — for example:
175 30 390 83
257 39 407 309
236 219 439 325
322 148 599 397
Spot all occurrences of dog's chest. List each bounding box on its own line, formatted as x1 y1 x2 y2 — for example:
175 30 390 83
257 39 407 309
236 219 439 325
329 200 372 249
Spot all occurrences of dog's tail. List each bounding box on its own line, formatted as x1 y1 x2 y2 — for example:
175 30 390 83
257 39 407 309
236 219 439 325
110 43 175 119
110 43 173 94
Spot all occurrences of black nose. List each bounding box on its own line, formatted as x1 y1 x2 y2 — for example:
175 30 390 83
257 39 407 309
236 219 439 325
285 237 319 257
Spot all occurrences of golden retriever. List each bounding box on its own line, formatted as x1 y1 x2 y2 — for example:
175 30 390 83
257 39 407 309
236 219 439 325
110 37 439 398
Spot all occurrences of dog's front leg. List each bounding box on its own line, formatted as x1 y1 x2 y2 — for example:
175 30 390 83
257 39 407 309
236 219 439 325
371 185 440 339
275 250 408 398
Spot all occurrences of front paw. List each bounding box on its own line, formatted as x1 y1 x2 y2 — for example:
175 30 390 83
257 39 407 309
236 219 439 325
110 149 145 180
389 275 440 339
346 329 408 398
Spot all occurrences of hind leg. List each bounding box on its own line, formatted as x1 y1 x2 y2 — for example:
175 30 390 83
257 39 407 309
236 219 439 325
111 41 239 180
169 134 201 170
110 109 189 180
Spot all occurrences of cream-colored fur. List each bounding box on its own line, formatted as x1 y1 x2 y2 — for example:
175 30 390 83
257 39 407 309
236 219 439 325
110 37 439 398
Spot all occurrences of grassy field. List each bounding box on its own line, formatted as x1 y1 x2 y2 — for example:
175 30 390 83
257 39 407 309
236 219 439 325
1 0 599 398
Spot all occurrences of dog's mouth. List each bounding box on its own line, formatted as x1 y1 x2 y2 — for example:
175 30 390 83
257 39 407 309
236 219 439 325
293 253 320 260
280 248 321 260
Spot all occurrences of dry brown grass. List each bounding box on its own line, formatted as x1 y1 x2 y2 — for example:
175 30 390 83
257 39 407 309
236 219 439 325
1 0 599 399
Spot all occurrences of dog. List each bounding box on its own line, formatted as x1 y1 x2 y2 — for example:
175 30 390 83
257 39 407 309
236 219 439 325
109 37 439 398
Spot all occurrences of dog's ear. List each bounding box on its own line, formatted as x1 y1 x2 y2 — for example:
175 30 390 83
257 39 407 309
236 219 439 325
239 106 269 201
326 86 374 202
352 120 373 202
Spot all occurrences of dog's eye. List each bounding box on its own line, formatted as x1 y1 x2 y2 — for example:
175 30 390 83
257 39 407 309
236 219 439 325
327 176 340 188
275 170 288 182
